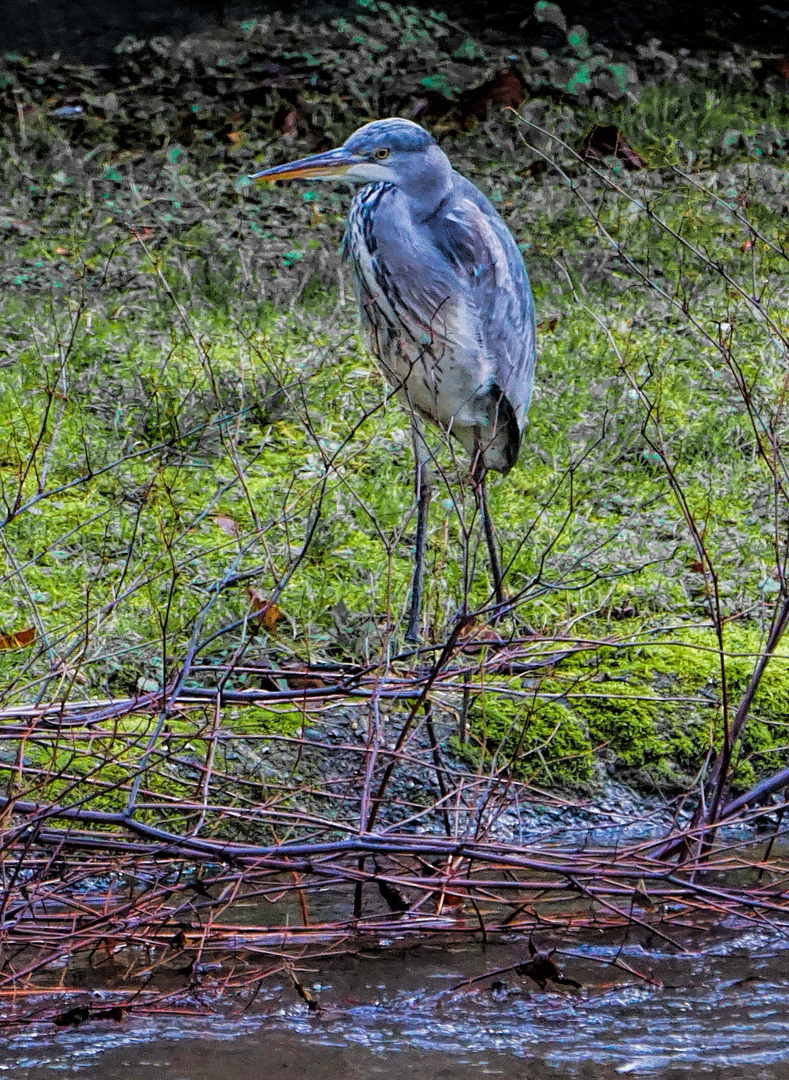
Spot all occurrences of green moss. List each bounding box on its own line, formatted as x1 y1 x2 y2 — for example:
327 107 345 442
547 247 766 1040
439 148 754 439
5 705 304 828
460 624 789 792
462 686 594 788
571 682 661 768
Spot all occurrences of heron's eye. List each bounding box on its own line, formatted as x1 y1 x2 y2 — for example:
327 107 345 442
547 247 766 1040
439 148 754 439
375 148 390 160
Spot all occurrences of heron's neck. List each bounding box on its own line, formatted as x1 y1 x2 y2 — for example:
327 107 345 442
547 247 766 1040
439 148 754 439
401 145 453 222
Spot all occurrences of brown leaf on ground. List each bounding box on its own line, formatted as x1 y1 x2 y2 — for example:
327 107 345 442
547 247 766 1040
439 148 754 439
248 588 285 632
765 55 789 79
581 125 646 170
459 67 526 127
290 971 319 1010
0 626 36 650
212 514 239 536
632 878 655 910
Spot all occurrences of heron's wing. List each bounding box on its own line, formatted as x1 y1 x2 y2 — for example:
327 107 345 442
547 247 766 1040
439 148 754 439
346 180 536 469
359 179 535 424
431 176 537 427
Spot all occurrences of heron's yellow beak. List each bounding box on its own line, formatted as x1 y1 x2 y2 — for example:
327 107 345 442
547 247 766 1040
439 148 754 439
249 146 358 182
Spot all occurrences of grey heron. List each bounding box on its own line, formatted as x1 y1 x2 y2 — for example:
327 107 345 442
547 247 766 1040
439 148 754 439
251 118 536 642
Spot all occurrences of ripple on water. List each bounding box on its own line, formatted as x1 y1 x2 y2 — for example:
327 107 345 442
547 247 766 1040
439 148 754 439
2 940 789 1079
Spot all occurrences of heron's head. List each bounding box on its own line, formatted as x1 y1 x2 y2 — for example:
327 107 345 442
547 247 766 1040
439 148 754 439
250 119 452 211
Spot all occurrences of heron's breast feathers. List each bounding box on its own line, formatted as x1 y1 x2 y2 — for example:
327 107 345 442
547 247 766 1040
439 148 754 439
345 183 535 469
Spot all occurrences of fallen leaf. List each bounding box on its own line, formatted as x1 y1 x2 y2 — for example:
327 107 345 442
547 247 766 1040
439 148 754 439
53 1005 91 1028
248 588 285 632
290 971 319 1011
632 878 655 910
581 125 646 170
458 68 526 126
0 626 36 650
212 514 239 537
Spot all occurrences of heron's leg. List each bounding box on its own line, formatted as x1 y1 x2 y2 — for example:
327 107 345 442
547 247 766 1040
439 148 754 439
471 444 505 612
405 420 433 644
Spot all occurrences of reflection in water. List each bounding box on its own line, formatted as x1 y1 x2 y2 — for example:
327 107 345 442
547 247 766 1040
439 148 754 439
2 931 789 1079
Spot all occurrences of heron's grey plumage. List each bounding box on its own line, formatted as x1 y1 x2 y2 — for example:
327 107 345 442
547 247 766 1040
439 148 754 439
340 120 535 473
250 118 537 639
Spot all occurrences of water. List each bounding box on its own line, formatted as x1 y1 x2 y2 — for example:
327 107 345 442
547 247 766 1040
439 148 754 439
2 930 788 1079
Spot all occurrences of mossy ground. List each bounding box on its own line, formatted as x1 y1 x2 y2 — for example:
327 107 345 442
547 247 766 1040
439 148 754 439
461 625 789 793
2 2 789 804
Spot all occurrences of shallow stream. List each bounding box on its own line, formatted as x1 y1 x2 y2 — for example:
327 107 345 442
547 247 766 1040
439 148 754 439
2 925 788 1080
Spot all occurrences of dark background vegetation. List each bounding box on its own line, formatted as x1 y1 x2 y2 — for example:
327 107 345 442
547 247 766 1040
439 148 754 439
3 0 788 62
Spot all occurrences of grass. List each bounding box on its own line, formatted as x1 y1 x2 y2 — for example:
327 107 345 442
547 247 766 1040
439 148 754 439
2 1 789 795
